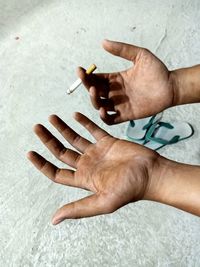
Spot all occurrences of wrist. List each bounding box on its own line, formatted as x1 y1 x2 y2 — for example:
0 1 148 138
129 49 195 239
170 65 200 106
169 69 180 106
144 155 200 216
143 154 168 202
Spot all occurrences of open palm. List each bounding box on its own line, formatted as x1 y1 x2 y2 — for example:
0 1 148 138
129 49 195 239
78 40 175 124
27 112 159 225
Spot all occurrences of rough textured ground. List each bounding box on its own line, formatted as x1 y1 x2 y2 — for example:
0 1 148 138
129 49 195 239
0 0 200 266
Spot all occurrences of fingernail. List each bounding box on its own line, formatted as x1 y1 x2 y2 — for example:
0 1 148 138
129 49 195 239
52 217 62 225
73 112 79 119
89 86 94 94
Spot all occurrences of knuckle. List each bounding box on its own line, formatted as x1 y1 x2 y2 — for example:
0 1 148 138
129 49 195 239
59 147 67 160
121 45 127 57
54 168 61 183
74 154 81 166
73 134 81 145
70 202 81 219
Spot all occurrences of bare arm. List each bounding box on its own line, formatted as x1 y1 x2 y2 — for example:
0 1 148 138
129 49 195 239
78 40 200 124
172 65 200 106
147 156 200 216
27 113 200 225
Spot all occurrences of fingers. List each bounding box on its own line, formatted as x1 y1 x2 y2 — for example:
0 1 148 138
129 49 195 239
89 86 114 111
99 107 122 125
102 39 141 62
77 67 91 90
89 86 101 109
73 112 109 141
49 115 91 153
34 124 81 168
77 67 92 89
52 193 116 224
77 67 109 97
27 151 77 187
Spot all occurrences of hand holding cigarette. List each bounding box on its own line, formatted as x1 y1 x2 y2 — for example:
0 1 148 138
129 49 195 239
77 39 175 125
27 40 200 225
67 64 97 94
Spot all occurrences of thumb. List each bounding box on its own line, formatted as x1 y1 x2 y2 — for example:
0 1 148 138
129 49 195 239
51 193 115 224
102 39 141 61
77 66 91 90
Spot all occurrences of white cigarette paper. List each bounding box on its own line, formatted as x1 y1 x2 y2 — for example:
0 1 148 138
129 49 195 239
67 78 82 94
67 64 97 95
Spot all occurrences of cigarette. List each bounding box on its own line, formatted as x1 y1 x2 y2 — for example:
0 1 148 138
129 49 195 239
67 64 97 94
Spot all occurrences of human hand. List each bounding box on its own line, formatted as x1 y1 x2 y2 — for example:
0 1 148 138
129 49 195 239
27 112 160 225
78 40 175 124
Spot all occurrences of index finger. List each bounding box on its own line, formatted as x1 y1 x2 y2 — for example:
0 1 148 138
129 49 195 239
77 67 109 95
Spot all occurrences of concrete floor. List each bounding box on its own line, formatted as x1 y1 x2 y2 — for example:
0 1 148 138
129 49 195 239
0 0 200 266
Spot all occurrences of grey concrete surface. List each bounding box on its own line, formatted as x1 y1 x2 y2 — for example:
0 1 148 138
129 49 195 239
0 0 200 266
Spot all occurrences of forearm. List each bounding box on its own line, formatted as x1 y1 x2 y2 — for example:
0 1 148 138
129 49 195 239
171 65 200 105
146 156 200 216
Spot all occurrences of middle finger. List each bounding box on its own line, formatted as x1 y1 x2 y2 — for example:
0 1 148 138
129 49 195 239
34 124 81 169
49 115 92 153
